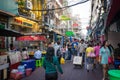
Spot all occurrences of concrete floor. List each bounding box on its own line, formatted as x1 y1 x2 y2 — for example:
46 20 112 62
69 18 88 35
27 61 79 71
21 60 103 80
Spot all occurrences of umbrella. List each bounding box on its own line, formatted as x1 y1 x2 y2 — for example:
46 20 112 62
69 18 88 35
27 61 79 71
65 31 74 37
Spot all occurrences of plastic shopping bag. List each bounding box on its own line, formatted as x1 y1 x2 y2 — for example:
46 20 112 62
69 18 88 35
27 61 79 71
60 57 65 64
108 57 113 64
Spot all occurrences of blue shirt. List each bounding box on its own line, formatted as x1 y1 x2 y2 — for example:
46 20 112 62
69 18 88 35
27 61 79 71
71 42 78 50
99 47 110 64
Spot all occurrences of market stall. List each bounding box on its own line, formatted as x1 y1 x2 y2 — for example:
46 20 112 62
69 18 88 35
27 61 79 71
16 35 47 57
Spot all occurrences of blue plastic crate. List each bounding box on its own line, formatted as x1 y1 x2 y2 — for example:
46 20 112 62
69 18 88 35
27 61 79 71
21 59 35 71
114 60 120 69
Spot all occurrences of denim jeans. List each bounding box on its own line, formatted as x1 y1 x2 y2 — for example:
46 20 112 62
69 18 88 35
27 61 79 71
67 50 72 60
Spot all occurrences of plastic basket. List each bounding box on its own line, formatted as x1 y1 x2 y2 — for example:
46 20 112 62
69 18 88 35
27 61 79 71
114 60 120 69
108 70 120 80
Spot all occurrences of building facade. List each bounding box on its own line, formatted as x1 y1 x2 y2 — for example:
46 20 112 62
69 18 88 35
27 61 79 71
90 0 120 48
0 0 47 49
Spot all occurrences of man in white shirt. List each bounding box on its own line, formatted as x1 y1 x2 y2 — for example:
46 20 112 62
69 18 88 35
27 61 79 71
34 47 42 59
54 41 61 56
34 47 42 67
78 39 87 62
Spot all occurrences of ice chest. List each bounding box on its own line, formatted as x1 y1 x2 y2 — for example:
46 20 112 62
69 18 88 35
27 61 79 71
21 59 35 71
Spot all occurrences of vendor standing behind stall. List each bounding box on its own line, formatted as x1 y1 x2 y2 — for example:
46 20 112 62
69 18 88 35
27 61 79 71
34 47 42 67
21 47 29 60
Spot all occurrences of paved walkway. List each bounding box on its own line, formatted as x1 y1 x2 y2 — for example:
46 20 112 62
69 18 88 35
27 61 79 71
22 61 103 80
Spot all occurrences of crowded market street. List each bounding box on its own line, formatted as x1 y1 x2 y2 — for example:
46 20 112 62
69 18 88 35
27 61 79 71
21 61 103 80
0 0 120 80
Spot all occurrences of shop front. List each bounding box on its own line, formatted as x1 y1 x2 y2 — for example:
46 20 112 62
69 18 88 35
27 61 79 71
9 17 39 34
0 15 8 80
105 0 120 48
14 35 47 60
9 16 40 48
0 15 8 49
0 11 18 80
0 12 23 50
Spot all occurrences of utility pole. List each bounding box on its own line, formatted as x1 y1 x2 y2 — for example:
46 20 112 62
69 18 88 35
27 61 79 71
41 0 44 26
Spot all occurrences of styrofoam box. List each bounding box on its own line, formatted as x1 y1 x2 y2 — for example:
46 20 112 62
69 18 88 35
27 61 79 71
0 55 7 65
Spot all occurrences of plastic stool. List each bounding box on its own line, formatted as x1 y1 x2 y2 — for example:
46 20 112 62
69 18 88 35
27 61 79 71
36 59 42 67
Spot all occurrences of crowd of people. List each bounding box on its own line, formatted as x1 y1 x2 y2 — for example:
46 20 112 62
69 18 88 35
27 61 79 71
10 38 120 80
44 39 118 80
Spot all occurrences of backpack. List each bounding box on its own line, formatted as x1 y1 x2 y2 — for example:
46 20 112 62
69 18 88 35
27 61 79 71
57 48 61 57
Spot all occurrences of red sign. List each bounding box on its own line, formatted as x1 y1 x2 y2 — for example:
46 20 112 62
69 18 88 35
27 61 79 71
14 18 22 24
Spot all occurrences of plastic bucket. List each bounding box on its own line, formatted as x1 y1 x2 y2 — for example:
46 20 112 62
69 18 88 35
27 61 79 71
25 68 32 76
10 69 18 79
108 70 120 80
15 72 23 80
18 65 25 73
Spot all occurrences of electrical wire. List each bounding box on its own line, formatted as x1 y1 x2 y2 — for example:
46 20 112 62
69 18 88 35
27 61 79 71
32 0 90 11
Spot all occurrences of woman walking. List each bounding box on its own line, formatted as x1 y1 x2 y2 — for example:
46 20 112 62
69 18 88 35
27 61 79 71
43 44 63 80
99 40 110 80
86 44 95 72
94 43 101 67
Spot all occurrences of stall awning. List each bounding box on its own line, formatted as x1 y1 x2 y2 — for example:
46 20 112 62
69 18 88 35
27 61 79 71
0 28 24 37
106 0 120 26
16 35 47 41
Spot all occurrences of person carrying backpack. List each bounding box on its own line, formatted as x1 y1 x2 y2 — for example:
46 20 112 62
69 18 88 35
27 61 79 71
54 41 62 63
43 46 63 80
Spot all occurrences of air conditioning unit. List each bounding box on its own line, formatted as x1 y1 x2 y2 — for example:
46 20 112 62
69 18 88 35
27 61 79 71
26 0 33 10
47 2 53 9
30 12 35 19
